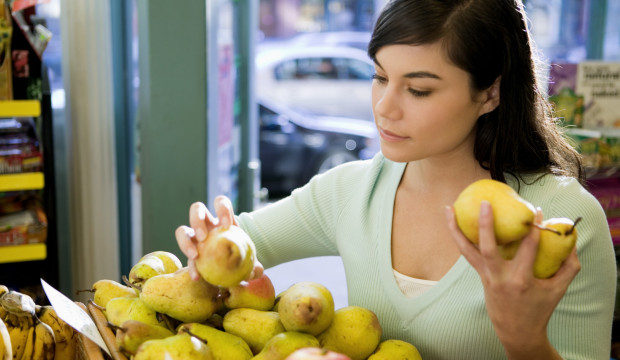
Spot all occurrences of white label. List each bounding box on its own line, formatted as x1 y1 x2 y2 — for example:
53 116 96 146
40 279 111 357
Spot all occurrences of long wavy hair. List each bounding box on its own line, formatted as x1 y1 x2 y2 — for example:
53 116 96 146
368 0 584 186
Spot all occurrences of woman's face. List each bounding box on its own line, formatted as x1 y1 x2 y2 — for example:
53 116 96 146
372 42 493 164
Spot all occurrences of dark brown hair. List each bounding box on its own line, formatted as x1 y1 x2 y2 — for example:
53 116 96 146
368 0 584 185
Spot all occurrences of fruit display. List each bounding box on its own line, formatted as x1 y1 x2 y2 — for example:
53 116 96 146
453 178 582 278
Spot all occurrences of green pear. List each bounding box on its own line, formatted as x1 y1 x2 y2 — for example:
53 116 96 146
367 339 422 360
278 282 334 336
223 273 276 311
89 279 137 308
133 332 214 360
128 255 168 292
533 217 580 279
286 347 352 359
222 308 285 354
140 251 183 273
139 267 222 323
453 179 536 245
115 320 174 356
195 225 257 287
252 331 320 360
105 296 167 328
177 322 253 360
317 306 382 360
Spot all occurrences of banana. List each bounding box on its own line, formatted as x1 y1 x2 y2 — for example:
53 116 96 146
0 286 7 298
0 317 12 360
38 305 78 359
0 290 36 318
19 325 35 360
7 314 33 359
32 321 55 360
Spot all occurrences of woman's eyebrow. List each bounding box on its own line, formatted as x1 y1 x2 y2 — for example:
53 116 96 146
404 71 442 80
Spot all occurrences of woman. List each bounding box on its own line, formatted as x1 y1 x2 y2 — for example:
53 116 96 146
177 0 616 358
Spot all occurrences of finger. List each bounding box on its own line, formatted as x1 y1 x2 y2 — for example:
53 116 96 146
445 206 482 264
477 201 498 259
249 262 265 280
187 258 201 281
189 202 216 242
176 225 198 259
514 207 543 272
214 195 235 229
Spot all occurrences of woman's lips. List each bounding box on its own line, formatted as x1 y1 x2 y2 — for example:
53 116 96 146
378 127 408 142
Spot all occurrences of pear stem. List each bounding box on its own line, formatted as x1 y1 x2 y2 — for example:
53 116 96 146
180 327 209 345
122 275 142 292
107 322 123 332
532 223 562 235
75 289 95 296
87 299 106 312
567 217 583 235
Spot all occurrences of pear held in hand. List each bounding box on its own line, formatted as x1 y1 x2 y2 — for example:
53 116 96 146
533 217 581 279
278 282 335 336
195 225 257 287
453 179 536 245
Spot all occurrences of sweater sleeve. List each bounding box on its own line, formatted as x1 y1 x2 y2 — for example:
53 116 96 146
236 158 375 269
527 177 617 359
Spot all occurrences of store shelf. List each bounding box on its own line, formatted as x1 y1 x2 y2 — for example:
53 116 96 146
0 100 41 118
0 172 45 192
0 243 47 264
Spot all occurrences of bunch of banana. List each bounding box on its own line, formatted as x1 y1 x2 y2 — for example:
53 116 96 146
37 305 79 359
0 315 12 360
0 288 56 359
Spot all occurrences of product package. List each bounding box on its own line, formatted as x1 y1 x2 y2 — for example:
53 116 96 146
0 0 13 100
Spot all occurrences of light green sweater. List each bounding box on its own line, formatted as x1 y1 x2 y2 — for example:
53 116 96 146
237 153 616 359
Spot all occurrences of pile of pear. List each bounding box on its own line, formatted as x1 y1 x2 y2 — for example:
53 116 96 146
87 227 423 360
0 284 78 360
453 179 582 278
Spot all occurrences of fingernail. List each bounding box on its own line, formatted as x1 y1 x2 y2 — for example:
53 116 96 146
198 206 206 221
196 228 206 242
187 248 198 259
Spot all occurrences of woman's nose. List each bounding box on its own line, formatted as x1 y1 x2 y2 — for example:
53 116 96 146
373 86 403 121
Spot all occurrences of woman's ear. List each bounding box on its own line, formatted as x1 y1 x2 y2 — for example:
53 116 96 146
479 76 501 116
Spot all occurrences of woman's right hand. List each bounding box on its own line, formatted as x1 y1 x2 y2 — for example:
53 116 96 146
175 195 264 281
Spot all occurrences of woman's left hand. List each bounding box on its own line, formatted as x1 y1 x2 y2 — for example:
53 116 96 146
445 201 581 359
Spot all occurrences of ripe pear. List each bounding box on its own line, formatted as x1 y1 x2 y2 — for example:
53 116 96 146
317 306 382 360
253 331 320 360
115 319 174 356
367 339 422 360
140 251 183 273
89 279 137 308
222 273 276 311
139 267 221 323
177 322 253 360
453 179 536 245
128 255 168 292
133 332 214 360
286 347 352 359
533 217 580 279
105 296 167 328
222 308 285 354
195 225 257 287
278 282 335 336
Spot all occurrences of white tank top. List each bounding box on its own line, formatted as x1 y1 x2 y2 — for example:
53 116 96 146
393 268 438 298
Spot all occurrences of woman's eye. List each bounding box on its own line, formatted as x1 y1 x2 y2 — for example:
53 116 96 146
372 74 387 84
408 88 431 97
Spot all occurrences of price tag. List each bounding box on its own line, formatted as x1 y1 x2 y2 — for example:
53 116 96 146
40 279 112 357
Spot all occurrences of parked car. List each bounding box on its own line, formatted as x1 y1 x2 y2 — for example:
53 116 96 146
285 31 371 51
259 97 379 197
255 45 375 121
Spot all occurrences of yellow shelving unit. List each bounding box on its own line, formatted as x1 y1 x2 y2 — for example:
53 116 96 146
0 100 47 263
0 243 47 264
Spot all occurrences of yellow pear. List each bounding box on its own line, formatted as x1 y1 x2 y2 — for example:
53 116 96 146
104 297 167 328
177 322 253 360
115 320 174 356
139 267 221 323
87 279 137 308
195 225 257 287
533 217 580 279
278 282 334 336
133 332 214 360
252 331 320 360
222 308 285 354
128 255 168 292
317 306 382 360
453 179 536 245
140 251 183 273
367 339 422 360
